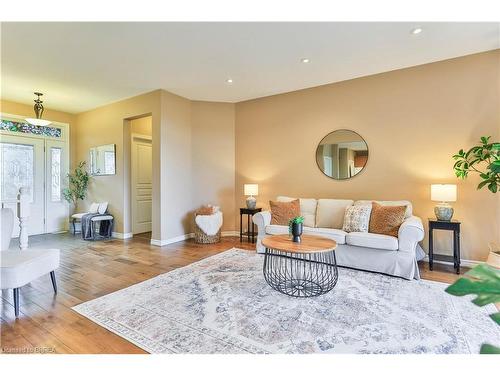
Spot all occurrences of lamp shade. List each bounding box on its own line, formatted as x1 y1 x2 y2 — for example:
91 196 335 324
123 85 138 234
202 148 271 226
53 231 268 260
431 184 457 202
244 184 258 196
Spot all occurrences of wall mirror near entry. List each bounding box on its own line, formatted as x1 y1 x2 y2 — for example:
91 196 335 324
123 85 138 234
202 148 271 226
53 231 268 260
89 144 116 176
316 130 368 180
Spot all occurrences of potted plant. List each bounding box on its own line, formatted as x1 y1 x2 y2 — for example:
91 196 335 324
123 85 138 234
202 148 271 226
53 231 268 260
453 135 500 268
62 161 91 232
289 216 304 243
453 136 500 193
445 263 500 353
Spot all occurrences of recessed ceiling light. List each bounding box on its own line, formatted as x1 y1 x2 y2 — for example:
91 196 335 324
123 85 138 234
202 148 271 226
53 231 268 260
226 78 233 84
301 58 310 63
411 27 423 35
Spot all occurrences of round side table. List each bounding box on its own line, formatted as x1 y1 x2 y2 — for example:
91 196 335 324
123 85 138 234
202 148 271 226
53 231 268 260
262 234 338 298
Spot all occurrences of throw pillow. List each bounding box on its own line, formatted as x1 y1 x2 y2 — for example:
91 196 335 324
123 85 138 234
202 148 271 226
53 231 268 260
89 202 99 214
369 202 407 237
270 199 300 225
342 204 372 233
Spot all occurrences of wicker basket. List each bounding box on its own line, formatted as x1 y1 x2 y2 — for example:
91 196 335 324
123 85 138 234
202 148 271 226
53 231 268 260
194 218 221 244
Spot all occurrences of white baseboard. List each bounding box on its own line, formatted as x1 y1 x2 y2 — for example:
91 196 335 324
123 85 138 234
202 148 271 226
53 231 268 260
150 231 240 247
422 255 483 268
150 233 194 247
112 232 133 239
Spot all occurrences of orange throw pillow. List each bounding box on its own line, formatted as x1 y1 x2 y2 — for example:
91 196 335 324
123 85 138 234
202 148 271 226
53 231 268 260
369 202 406 237
270 199 300 225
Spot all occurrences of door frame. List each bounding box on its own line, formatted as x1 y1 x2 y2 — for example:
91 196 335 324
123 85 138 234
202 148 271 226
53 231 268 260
130 132 152 235
1 112 70 235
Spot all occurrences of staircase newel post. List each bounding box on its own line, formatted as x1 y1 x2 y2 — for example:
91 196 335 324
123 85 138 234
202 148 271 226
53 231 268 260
17 187 30 250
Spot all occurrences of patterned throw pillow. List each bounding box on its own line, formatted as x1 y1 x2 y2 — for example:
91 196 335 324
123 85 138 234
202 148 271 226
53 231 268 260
342 205 372 233
270 199 300 225
369 202 407 237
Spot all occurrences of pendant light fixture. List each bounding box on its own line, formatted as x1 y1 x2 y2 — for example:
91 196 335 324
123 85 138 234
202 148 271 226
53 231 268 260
25 92 52 126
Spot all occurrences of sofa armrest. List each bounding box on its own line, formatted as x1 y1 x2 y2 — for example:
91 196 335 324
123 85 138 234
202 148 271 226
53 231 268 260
253 211 271 234
398 215 425 253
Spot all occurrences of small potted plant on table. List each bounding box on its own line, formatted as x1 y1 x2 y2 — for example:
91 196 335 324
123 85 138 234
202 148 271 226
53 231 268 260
289 216 304 243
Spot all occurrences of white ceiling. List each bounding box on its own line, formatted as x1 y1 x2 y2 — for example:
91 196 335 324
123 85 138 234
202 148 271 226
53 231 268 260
1 22 499 113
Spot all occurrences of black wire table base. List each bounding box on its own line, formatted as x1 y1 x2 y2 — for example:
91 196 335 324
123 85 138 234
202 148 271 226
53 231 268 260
263 247 338 298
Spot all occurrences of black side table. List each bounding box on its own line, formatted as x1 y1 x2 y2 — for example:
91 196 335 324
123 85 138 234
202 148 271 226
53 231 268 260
428 219 461 274
240 208 262 243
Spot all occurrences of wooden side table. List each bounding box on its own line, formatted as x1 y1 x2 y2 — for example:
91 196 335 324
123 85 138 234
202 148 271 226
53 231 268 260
240 208 262 243
428 219 461 274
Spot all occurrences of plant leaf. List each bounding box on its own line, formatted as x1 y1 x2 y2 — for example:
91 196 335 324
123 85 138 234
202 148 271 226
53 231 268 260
490 312 500 325
480 344 500 354
445 264 500 306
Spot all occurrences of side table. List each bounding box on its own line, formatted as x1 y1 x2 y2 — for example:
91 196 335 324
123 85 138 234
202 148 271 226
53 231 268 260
240 208 262 243
428 219 461 274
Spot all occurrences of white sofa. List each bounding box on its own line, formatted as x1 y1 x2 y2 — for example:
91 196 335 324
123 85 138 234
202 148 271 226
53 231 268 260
253 197 425 280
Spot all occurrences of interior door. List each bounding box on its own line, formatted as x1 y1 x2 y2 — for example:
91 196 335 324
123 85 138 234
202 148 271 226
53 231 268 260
45 138 69 233
0 134 45 236
131 135 152 234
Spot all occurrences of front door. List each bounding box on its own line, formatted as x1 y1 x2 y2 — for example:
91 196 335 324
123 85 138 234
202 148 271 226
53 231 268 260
0 134 45 235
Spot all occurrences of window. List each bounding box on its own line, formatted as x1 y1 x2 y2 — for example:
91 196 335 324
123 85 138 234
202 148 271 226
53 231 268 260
51 148 61 201
0 119 62 138
0 143 34 202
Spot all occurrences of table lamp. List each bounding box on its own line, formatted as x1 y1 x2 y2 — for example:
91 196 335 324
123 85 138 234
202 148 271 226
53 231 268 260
244 184 258 209
431 184 457 221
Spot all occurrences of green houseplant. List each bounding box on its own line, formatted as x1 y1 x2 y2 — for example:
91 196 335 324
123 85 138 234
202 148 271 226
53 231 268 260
62 161 91 206
289 216 304 243
453 136 500 193
445 264 500 353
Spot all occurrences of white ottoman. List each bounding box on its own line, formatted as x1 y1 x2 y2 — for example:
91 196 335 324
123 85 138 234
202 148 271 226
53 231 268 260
0 248 60 317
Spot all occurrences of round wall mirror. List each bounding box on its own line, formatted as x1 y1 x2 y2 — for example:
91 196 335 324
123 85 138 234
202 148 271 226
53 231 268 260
316 129 368 180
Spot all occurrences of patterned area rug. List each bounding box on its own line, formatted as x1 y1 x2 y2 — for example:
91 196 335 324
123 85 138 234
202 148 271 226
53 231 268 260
73 249 499 354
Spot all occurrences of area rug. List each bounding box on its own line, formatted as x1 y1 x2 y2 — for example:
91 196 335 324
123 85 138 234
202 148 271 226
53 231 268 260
73 248 499 354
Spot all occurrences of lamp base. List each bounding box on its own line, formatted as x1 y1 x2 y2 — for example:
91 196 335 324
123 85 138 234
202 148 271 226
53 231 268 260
434 203 454 221
246 196 257 209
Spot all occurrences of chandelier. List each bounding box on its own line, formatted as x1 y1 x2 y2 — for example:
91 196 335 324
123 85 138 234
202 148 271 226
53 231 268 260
25 92 52 126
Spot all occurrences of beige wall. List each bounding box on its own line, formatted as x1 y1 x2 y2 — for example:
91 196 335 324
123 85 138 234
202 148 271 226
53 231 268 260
191 101 236 231
73 91 236 241
74 90 162 237
235 50 500 262
130 116 152 136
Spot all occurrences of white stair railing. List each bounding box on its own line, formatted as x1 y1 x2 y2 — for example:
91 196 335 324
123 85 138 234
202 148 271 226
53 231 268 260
17 187 30 250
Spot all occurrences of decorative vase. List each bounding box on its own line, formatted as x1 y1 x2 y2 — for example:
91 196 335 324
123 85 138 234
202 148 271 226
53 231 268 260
246 196 256 209
434 203 454 221
291 222 303 243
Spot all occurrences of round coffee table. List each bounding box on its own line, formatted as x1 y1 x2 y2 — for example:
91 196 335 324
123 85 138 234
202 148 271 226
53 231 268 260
262 234 338 298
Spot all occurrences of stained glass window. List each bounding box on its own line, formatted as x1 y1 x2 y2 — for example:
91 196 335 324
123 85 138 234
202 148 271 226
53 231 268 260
0 119 62 138
51 148 61 201
0 143 34 202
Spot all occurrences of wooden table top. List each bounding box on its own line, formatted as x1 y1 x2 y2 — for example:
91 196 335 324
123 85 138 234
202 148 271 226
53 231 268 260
262 234 337 254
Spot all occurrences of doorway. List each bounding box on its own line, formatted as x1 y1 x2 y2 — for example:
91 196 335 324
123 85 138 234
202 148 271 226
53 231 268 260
130 116 152 235
0 116 69 236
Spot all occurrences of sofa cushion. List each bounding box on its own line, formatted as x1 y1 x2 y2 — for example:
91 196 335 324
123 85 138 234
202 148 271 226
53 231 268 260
277 196 317 228
369 202 406 237
354 200 412 219
315 199 354 229
346 232 399 251
270 199 300 225
342 204 372 233
304 227 347 245
265 225 346 245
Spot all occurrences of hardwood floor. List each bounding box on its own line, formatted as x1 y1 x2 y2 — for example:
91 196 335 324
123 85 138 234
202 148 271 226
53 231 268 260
1 233 467 354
